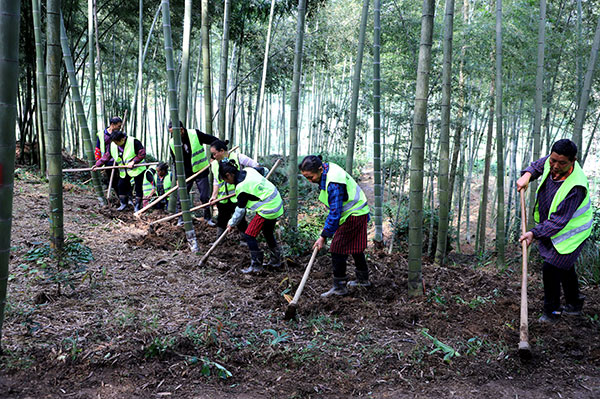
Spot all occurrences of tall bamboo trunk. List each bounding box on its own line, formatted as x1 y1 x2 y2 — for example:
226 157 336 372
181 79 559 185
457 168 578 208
476 85 494 254
32 0 46 173
178 0 192 125
60 14 106 205
373 0 383 244
47 0 63 251
408 0 435 296
136 0 144 137
201 0 213 135
495 0 505 267
345 0 370 173
434 0 455 265
162 0 198 251
0 0 20 346
88 0 98 141
217 0 231 139
288 0 307 229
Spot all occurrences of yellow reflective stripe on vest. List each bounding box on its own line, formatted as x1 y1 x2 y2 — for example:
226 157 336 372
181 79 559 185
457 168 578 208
534 158 593 254
318 163 369 225
143 168 156 197
211 153 238 202
188 130 208 172
236 168 283 219
110 138 146 178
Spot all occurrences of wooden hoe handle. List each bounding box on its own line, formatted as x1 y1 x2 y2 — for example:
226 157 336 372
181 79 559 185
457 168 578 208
290 247 319 306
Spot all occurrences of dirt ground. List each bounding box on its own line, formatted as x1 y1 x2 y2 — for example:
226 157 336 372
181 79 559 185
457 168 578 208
1 166 600 398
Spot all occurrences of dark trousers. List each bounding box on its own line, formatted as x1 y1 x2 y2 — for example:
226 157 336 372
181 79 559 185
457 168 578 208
216 200 248 232
117 173 143 199
176 175 211 220
244 218 277 251
542 261 580 315
331 252 368 279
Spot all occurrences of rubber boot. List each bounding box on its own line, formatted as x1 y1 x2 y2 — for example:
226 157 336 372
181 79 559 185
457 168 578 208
117 195 128 211
241 251 264 274
321 277 348 297
265 246 282 269
348 270 372 288
134 197 143 212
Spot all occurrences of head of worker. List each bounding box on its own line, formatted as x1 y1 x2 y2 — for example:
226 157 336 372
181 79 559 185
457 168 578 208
210 139 231 162
298 155 324 184
549 139 578 180
167 120 186 137
110 130 127 147
157 162 169 178
219 159 240 185
109 116 123 132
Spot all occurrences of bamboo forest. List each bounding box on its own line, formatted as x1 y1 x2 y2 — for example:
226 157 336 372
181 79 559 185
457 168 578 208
2 0 600 396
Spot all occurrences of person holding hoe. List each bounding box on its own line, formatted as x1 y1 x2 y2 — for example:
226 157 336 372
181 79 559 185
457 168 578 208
142 162 173 210
168 120 218 225
517 139 593 323
218 159 283 273
298 155 371 297
209 139 268 241
93 130 147 212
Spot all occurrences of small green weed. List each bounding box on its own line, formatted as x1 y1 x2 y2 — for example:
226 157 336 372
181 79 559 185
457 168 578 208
262 328 289 345
144 336 176 358
427 286 447 306
186 356 232 379
420 329 460 363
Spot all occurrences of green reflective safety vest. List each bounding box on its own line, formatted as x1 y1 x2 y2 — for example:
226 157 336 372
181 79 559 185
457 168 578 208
318 162 370 225
143 167 157 198
534 158 593 254
169 130 209 173
236 167 283 219
110 137 146 178
211 152 239 203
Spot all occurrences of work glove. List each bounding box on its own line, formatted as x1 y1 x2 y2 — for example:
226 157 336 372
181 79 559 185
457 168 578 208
228 206 246 227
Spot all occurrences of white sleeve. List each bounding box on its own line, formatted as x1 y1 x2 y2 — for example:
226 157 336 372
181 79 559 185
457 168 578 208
237 153 260 168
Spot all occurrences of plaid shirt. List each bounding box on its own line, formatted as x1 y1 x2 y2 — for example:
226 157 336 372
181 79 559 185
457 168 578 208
523 156 587 269
320 163 347 238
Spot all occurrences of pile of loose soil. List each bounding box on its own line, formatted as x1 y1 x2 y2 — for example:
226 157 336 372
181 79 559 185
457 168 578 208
2 177 600 398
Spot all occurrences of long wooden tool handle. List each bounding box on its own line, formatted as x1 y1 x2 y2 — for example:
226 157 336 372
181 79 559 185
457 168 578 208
290 247 319 306
106 168 115 201
519 190 529 345
134 145 240 217
63 162 158 173
150 194 235 225
199 227 231 265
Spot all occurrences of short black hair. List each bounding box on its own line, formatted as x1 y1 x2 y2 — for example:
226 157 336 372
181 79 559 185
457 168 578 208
210 139 230 152
168 120 185 130
551 139 577 161
109 116 122 125
157 162 169 172
218 159 239 181
110 130 126 142
298 155 323 172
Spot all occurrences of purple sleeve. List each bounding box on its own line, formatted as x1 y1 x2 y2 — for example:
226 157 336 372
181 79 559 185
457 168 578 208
530 186 587 239
132 139 146 163
95 150 112 167
521 155 549 180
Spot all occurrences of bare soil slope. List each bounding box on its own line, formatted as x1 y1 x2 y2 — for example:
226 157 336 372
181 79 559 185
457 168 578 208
1 169 600 398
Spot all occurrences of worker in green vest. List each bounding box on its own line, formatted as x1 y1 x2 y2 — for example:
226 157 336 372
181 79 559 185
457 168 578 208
94 116 122 196
219 159 283 274
168 121 218 225
142 162 172 210
299 155 371 297
518 139 594 323
93 131 147 211
208 139 268 241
